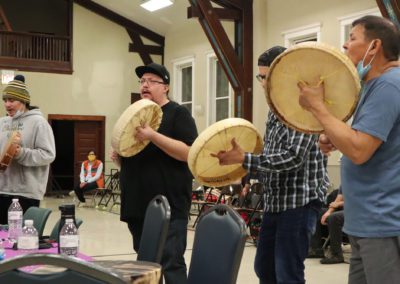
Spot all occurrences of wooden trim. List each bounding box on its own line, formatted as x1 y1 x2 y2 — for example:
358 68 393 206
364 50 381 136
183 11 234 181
73 0 164 45
0 57 72 74
48 114 105 122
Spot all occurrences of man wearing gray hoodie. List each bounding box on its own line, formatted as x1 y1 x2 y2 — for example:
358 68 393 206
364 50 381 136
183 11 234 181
0 75 55 224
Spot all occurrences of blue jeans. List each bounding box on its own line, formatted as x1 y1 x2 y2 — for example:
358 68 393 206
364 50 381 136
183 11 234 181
254 202 319 284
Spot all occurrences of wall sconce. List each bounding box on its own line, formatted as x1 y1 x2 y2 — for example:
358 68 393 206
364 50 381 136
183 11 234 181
140 0 174 12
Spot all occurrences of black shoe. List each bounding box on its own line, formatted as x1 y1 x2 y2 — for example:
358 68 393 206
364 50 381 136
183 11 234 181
76 191 86 203
320 255 344 264
307 248 325 258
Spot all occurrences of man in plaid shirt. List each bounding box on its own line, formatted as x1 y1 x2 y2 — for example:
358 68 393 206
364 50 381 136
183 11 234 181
213 46 329 284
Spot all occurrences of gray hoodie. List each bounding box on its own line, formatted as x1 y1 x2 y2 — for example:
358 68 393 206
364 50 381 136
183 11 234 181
0 108 56 200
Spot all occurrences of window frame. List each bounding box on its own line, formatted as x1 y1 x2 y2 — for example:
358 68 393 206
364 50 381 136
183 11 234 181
172 56 195 115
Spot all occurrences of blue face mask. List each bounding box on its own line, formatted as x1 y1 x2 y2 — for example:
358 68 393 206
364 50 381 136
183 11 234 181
356 41 376 80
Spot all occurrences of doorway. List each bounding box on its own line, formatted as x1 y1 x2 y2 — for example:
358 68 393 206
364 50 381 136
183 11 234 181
48 114 105 194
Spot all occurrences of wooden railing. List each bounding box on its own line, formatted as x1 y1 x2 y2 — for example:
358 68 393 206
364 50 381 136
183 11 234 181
0 31 72 74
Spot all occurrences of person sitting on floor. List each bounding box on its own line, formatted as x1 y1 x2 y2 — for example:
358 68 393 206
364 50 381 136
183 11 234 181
72 150 104 203
308 187 345 264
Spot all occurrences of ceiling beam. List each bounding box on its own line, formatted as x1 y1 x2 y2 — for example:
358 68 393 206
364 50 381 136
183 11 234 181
188 0 253 121
187 7 241 21
73 0 164 45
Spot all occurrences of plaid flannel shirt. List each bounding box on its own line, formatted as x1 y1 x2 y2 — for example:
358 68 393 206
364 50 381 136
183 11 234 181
243 112 329 212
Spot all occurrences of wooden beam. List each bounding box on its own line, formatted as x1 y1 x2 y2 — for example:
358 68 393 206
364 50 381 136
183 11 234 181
126 30 153 65
376 0 400 27
129 43 163 56
188 0 253 121
73 0 164 45
0 5 12 31
188 6 241 21
212 0 244 9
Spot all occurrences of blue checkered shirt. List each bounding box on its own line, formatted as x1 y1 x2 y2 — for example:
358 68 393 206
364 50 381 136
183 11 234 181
243 112 329 212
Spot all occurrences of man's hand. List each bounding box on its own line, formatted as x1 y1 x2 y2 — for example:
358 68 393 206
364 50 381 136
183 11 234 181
79 182 87 188
135 124 155 142
210 138 245 165
319 134 337 156
321 209 333 225
297 80 325 112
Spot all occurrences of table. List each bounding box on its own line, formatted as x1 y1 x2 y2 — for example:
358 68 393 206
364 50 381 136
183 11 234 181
1 231 161 283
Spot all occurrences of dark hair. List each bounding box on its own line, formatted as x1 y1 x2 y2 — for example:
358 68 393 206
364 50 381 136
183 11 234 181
353 15 400 61
87 150 96 155
26 103 39 110
258 46 286 67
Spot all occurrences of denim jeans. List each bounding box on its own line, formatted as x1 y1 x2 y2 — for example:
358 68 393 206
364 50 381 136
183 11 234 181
254 201 319 284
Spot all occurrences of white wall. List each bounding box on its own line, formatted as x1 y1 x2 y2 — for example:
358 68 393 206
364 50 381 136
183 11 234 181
0 0 380 186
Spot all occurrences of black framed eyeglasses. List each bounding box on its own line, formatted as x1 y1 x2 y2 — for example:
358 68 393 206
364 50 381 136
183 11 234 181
139 78 165 86
255 74 267 82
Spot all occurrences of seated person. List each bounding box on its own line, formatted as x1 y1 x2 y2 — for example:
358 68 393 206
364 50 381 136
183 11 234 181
308 187 345 264
72 150 104 203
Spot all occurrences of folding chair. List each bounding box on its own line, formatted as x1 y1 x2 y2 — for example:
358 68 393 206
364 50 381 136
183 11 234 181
97 169 120 209
137 195 171 264
188 204 247 284
23 207 52 238
235 182 264 244
0 254 126 283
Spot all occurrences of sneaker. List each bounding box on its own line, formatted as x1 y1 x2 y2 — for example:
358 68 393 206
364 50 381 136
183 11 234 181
69 190 76 196
320 255 344 264
307 248 325 258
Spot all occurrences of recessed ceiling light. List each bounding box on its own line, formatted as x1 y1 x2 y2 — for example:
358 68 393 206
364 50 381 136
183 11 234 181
140 0 174 12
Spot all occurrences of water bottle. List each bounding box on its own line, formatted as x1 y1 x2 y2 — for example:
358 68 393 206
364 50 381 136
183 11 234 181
59 218 79 257
17 219 39 252
57 204 76 253
8 198 23 242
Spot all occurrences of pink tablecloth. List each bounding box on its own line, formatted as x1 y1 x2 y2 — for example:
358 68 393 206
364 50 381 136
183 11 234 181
1 230 92 272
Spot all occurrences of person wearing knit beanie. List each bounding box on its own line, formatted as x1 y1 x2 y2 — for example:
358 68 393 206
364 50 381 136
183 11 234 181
2 75 30 104
0 74 55 224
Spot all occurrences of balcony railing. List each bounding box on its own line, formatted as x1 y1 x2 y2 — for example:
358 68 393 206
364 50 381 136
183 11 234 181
0 31 72 74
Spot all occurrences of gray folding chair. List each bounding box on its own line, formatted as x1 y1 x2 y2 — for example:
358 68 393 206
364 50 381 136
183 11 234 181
137 195 171 264
188 204 247 284
0 254 126 284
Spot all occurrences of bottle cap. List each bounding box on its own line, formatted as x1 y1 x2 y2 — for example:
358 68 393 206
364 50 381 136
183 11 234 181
25 220 34 226
66 218 73 223
12 198 19 202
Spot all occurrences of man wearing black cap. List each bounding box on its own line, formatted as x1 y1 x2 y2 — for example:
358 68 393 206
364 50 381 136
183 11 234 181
212 47 329 283
0 75 56 224
111 63 198 283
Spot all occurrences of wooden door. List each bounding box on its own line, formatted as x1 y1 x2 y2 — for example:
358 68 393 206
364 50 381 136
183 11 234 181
73 121 104 186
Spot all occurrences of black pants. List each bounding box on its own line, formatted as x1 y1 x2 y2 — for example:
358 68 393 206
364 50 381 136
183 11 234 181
127 217 188 284
310 208 344 256
73 181 98 202
0 194 40 224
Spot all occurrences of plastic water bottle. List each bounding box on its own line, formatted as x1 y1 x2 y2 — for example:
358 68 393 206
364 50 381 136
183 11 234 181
59 218 79 257
8 198 23 242
17 219 39 252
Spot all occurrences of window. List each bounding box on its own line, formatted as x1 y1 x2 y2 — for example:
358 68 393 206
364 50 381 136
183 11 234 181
173 56 195 114
282 22 321 47
338 8 380 50
207 53 233 125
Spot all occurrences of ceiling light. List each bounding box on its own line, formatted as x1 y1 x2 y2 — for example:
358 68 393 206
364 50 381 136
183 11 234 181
140 0 174 12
